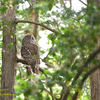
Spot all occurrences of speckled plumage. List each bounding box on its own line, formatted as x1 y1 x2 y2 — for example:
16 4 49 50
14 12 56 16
21 34 40 74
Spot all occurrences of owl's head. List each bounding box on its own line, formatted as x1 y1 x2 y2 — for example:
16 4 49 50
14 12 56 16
22 34 35 45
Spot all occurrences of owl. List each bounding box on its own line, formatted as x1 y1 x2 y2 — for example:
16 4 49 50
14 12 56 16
21 34 40 74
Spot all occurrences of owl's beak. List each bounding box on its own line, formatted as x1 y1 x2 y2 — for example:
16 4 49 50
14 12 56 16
30 40 35 43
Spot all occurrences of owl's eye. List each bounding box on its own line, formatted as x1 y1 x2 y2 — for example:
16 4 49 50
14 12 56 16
32 37 34 40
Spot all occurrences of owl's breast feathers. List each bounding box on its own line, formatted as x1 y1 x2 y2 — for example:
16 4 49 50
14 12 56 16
21 43 40 63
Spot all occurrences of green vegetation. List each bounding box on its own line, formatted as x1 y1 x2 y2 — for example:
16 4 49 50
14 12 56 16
0 0 100 100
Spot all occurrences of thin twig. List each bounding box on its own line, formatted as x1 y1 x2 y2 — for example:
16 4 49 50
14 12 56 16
79 0 87 6
0 74 2 77
70 0 72 7
42 46 55 68
44 88 51 95
50 87 55 100
28 1 33 6
44 61 54 68
14 20 58 33
43 46 54 60
19 67 22 78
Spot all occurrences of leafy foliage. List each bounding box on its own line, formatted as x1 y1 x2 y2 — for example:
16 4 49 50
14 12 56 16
0 0 100 100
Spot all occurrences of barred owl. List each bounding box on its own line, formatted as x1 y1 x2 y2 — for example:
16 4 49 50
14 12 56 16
21 34 40 74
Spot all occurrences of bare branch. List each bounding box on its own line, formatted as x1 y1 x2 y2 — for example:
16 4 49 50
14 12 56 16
70 0 72 7
0 74 2 77
44 87 55 100
79 0 87 6
39 67 48 78
28 0 38 6
44 61 54 68
16 57 46 76
14 20 58 33
50 87 55 100
42 46 55 68
28 1 33 6
17 58 28 65
72 91 78 100
44 88 51 95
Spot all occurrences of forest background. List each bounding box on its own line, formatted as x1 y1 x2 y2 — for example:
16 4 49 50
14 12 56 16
0 0 100 100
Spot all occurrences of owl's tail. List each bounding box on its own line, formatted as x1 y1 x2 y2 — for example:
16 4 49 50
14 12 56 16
31 64 39 75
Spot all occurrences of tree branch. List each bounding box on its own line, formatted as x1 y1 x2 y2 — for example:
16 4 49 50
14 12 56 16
61 47 100 100
72 47 100 86
72 61 100 100
44 61 54 68
42 46 55 68
44 88 51 95
70 0 72 7
17 58 28 65
72 91 78 100
79 0 87 6
16 57 47 76
50 87 55 100
0 74 2 77
28 1 33 6
14 20 58 33
82 62 100 83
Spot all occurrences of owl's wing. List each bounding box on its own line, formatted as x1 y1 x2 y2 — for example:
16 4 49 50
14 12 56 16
26 43 40 74
21 45 30 58
28 43 40 64
21 45 36 66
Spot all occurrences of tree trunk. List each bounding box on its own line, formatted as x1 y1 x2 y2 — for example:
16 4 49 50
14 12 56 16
88 0 100 100
30 9 40 40
90 38 100 100
1 5 16 100
33 12 40 40
28 0 40 40
90 57 100 100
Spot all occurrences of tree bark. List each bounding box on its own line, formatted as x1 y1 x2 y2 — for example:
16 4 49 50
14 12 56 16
27 0 40 40
88 0 100 100
30 9 40 40
32 12 40 40
90 38 100 100
1 5 16 100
